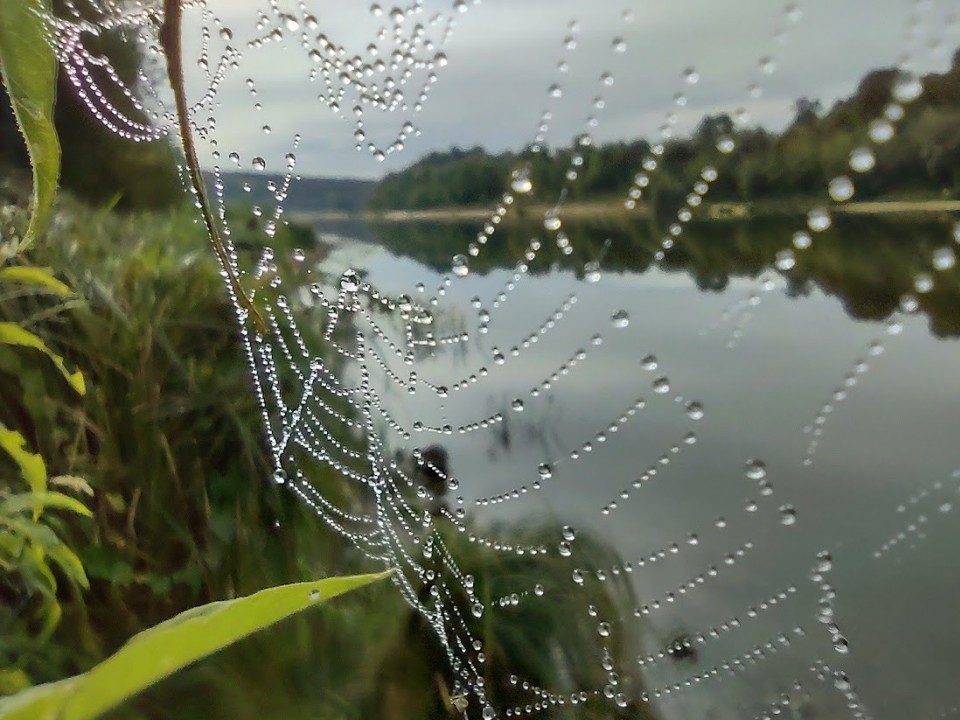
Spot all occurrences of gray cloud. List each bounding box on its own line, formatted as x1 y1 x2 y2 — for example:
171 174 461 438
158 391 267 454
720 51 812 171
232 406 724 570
183 0 959 178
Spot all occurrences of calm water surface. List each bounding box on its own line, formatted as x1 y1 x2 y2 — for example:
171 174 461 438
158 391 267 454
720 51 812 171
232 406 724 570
310 216 960 719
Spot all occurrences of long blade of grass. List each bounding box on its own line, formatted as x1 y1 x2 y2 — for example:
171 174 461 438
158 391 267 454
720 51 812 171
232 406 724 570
0 266 72 297
0 571 392 720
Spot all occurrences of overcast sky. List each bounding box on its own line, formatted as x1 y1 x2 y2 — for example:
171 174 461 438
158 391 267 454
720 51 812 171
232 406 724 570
181 0 959 179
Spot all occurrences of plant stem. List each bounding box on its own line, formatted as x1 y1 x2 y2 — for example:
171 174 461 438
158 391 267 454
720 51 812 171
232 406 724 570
159 0 267 334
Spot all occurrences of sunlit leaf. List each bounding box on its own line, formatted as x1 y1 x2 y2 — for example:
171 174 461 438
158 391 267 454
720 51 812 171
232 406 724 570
0 323 85 396
0 0 60 250
43 539 89 589
0 490 92 518
0 571 392 720
0 423 46 494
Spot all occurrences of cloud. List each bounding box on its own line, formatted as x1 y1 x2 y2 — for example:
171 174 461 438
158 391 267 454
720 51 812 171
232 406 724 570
182 0 958 178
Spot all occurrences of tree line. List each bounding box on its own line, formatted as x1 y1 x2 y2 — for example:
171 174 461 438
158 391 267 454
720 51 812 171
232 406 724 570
368 49 960 212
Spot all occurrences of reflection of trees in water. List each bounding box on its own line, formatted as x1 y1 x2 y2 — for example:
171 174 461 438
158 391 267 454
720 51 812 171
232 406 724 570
366 443 658 720
356 216 960 338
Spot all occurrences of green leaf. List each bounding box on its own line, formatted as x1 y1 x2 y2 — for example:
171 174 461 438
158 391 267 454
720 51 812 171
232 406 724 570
0 515 59 549
0 572 392 720
43 539 89 589
0 322 85 396
0 424 47 494
0 0 60 250
0 490 92 518
0 266 72 297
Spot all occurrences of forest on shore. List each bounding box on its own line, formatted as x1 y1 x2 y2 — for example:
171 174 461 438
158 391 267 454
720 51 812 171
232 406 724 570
368 50 960 214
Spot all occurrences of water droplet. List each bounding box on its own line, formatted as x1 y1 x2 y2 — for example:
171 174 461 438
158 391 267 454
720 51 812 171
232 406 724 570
775 249 796 270
849 146 876 173
472 602 484 618
538 463 553 480
340 269 360 292
583 261 601 283
612 37 627 53
652 377 671 394
833 636 850 654
597 621 611 637
892 72 923 103
792 231 812 250
868 119 895 144
828 176 855 202
914 272 934 294
759 56 777 74
933 247 956 271
558 541 572 557
511 398 524 412
745 459 767 480
252 156 266 171
451 254 470 277
686 401 704 420
780 505 797 525
562 525 576 542
640 354 658 371
543 210 562 232
716 135 736 154
510 167 533 194
682 67 700 84
534 584 544 596
482 705 496 720
308 588 321 602
807 207 832 232
273 469 287 485
611 310 630 328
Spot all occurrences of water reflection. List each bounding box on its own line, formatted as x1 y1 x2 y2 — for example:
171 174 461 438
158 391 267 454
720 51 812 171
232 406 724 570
307 215 960 720
315 215 960 337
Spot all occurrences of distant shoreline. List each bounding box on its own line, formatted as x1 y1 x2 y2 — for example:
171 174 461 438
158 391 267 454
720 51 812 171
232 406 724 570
290 198 960 225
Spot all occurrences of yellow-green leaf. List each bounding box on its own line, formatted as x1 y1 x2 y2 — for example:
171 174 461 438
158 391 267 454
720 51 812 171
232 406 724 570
0 572 392 720
0 424 46 493
0 322 85 396
0 0 60 250
0 490 92 518
0 266 72 297
43 539 89 589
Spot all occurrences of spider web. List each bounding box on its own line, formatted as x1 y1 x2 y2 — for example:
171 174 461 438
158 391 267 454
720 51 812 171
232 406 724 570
42 1 960 719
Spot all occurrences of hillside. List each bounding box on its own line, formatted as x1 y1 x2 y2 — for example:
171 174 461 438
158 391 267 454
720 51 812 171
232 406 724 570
212 171 376 214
